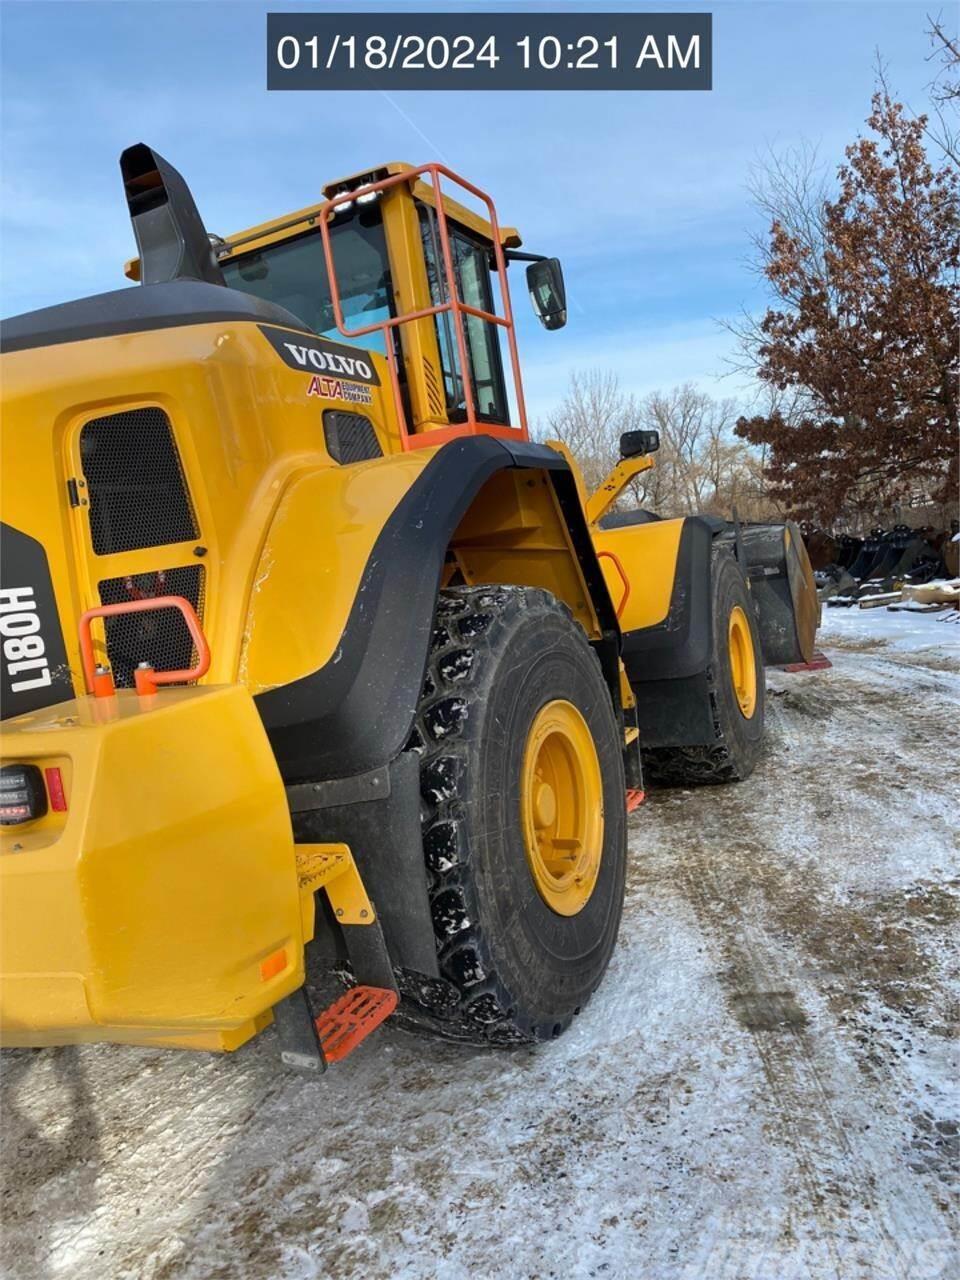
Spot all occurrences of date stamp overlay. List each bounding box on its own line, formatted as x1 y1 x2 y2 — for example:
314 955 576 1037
267 13 712 91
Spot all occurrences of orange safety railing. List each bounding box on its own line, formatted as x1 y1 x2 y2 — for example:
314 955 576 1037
596 550 631 620
78 596 210 697
318 163 528 451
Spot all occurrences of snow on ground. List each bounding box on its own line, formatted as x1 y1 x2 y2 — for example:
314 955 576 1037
2 611 958 1280
819 597 960 656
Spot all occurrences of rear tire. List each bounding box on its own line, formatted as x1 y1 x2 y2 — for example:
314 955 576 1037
400 585 626 1045
642 550 765 786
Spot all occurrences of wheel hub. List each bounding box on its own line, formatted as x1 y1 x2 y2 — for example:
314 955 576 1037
533 780 557 829
520 699 604 917
728 605 758 718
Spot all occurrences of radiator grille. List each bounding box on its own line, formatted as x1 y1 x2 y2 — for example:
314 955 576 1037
322 411 383 464
97 565 205 688
80 407 198 554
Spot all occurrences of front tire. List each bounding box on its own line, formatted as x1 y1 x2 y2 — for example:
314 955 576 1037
402 586 627 1045
642 550 765 786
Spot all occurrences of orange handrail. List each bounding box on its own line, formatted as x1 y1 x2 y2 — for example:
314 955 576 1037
596 551 631 620
78 596 210 696
317 162 528 452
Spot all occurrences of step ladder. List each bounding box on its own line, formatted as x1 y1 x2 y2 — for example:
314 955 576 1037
272 843 400 1074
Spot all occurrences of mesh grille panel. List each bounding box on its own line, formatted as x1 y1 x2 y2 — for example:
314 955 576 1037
422 357 444 417
322 411 383 464
80 408 198 554
98 565 205 688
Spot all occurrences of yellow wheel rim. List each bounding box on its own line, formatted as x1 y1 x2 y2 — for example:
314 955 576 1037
520 699 604 917
728 605 757 719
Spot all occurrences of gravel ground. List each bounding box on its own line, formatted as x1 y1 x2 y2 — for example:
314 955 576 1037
2 610 958 1280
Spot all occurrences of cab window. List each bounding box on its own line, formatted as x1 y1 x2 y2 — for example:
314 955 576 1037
222 213 394 356
418 205 510 424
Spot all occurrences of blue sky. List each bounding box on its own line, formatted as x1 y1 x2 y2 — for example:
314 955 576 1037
0 0 941 416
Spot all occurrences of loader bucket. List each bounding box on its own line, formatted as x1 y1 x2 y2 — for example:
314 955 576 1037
735 521 819 666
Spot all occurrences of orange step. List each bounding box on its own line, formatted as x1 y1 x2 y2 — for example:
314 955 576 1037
625 788 646 813
314 985 398 1063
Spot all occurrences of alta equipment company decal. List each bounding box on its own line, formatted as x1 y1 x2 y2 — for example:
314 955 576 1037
306 374 373 406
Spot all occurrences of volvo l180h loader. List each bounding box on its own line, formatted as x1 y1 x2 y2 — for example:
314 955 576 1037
0 146 818 1071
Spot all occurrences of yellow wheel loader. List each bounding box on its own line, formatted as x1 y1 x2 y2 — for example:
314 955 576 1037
0 146 817 1071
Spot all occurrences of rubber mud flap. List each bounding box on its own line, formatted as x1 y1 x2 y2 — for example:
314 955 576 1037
292 752 440 979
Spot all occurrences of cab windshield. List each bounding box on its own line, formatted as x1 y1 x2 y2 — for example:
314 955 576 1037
221 213 393 355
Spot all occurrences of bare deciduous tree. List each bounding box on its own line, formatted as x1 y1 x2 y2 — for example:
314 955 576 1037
537 375 779 520
640 385 777 519
538 370 638 495
926 10 960 165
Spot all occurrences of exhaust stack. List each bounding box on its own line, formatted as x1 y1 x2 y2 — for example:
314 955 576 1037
120 143 224 287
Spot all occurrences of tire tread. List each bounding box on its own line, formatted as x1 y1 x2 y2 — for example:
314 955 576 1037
398 584 617 1045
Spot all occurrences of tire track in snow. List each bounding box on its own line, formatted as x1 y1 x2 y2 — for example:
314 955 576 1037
641 646 959 1276
675 851 922 1278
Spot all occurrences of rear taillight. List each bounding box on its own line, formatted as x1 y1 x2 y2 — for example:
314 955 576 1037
0 764 48 826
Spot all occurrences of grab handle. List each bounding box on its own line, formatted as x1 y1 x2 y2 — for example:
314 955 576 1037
596 551 631 620
78 596 210 696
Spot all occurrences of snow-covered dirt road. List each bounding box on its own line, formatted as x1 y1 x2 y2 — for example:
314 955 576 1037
2 612 958 1280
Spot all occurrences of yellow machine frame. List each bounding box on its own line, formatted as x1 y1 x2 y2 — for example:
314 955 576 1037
0 152 677 1055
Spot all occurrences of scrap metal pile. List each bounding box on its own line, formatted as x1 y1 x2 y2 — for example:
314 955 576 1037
801 521 960 615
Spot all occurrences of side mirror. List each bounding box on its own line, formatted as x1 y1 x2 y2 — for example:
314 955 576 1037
620 430 660 458
526 258 567 330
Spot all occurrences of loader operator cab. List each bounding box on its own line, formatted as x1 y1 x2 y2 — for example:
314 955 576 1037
203 162 566 439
